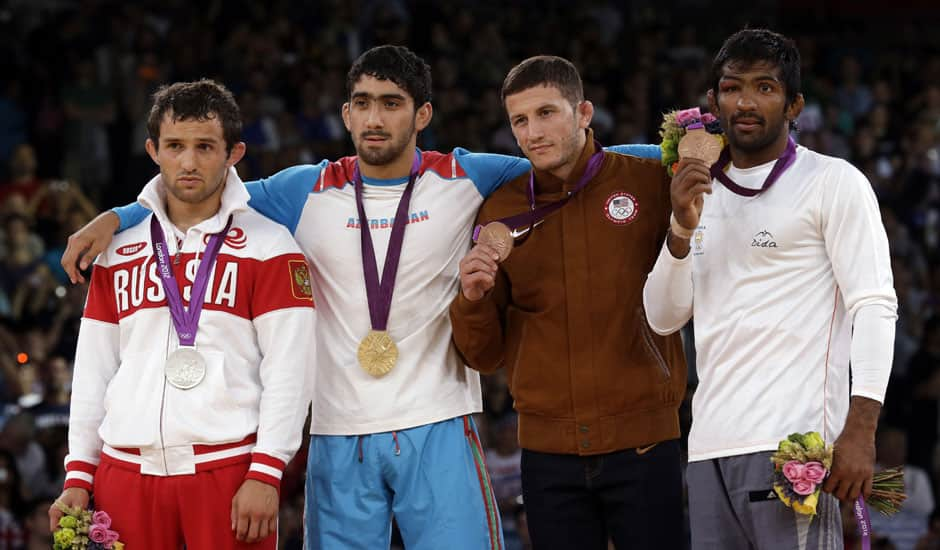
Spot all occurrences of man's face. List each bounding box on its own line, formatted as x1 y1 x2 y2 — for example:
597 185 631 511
145 113 245 206
505 85 592 177
710 61 803 156
342 75 430 167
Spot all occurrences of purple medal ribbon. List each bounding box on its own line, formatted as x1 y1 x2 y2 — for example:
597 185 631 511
709 136 797 197
472 140 606 242
150 215 232 346
854 495 872 550
353 153 421 331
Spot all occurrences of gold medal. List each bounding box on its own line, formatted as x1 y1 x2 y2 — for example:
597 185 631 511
476 222 514 262
678 128 723 166
357 330 398 377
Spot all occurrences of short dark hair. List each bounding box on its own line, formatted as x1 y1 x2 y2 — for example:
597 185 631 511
711 29 801 107
346 45 432 108
147 79 242 153
500 55 584 107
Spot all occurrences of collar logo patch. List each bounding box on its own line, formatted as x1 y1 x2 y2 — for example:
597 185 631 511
203 227 248 249
116 242 147 256
604 192 638 225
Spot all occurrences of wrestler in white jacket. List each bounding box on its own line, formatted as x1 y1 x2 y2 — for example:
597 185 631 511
64 168 315 491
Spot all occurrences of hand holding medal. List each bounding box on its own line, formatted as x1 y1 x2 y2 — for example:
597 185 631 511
675 108 724 166
659 108 724 243
474 222 514 262
659 107 725 176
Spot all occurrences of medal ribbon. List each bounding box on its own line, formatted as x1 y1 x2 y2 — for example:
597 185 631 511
710 136 797 197
150 215 232 346
354 153 421 331
854 496 872 550
472 140 605 241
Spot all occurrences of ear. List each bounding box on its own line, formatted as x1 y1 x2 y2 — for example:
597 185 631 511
342 102 351 132
145 139 159 165
415 102 433 132
707 89 719 115
577 100 594 130
786 93 805 125
226 142 247 167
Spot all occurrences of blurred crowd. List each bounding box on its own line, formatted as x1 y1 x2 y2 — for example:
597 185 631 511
1 1 939 549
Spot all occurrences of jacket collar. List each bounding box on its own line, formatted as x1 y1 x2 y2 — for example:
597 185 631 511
137 166 249 235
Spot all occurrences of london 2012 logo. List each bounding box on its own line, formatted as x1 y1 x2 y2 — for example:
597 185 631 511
604 192 638 225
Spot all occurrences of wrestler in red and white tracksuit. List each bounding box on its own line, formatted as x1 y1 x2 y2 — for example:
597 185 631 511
63 168 315 549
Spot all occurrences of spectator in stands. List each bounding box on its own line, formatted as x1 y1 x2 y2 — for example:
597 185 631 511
22 497 54 550
0 449 24 550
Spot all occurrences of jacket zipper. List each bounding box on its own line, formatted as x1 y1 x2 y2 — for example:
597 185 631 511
636 307 670 380
158 276 173 475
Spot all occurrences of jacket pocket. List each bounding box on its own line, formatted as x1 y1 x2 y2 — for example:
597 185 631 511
506 307 529 393
100 352 164 446
636 307 670 381
164 349 245 445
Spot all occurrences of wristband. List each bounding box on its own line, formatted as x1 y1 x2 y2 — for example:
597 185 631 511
670 213 695 240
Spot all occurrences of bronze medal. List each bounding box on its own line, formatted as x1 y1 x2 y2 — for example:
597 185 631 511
476 221 514 262
678 128 723 166
357 329 398 377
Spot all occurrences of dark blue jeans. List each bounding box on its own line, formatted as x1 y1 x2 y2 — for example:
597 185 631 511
521 439 686 550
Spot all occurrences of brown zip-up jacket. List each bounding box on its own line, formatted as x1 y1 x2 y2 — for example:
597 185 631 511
449 132 687 455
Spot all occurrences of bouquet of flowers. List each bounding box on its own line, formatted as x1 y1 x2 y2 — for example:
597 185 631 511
659 107 725 177
52 501 124 550
771 432 906 517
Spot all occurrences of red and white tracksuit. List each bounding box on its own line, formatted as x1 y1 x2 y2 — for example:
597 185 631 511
64 169 316 549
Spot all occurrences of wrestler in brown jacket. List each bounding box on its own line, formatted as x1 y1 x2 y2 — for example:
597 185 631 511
450 130 687 456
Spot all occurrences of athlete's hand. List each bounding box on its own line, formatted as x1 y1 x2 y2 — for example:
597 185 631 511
49 487 90 532
231 479 279 543
61 211 120 284
824 430 875 502
823 397 880 502
459 244 500 302
670 158 712 232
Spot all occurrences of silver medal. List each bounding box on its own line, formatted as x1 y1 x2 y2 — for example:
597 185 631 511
164 347 207 389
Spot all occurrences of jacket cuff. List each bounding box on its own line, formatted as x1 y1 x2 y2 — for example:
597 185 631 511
451 288 498 323
244 452 286 490
63 458 98 492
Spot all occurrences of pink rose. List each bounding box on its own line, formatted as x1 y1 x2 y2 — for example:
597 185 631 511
803 462 827 484
792 479 816 496
92 511 112 528
104 529 120 546
782 461 805 483
676 107 702 127
89 524 109 544
701 113 717 124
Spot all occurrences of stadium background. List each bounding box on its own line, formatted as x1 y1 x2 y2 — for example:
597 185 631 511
1 1 939 548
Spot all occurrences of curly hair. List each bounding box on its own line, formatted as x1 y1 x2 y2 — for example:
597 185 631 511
146 79 242 153
711 28 802 108
346 45 432 108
